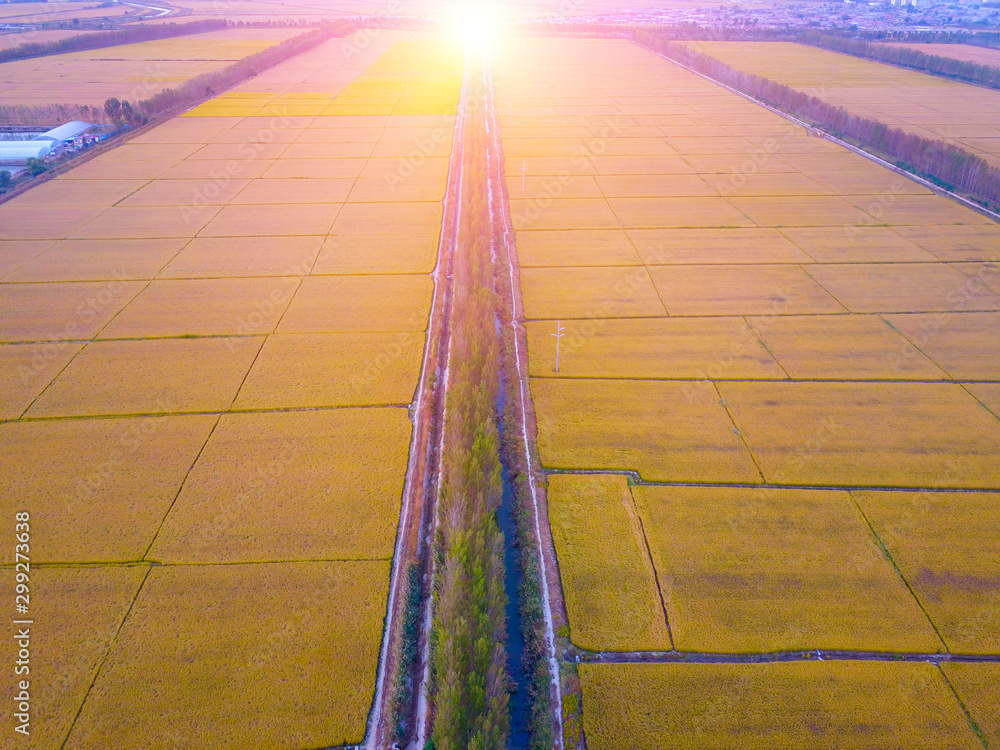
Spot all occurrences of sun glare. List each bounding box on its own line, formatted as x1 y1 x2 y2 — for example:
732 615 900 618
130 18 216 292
453 2 499 47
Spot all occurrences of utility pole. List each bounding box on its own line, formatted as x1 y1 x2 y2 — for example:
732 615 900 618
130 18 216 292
552 320 565 373
521 160 527 192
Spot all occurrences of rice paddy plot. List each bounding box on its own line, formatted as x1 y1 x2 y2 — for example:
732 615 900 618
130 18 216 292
525 317 783 380
96 277 302 338
547 474 671 652
0 280 145 342
147 408 411 563
0 566 149 749
5 238 187 282
0 341 84 419
634 485 942 653
579 661 983 750
884 312 1000 380
0 415 216 561
718 382 1000 489
940 662 1000 748
628 227 811 265
520 266 666 320
531 377 761 483
853 490 1000 654
805 263 1000 314
649 264 847 316
62 561 390 750
232 331 424 409
26 337 263 418
747 314 946 380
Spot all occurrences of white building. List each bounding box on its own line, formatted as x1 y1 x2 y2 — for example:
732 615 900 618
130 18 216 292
34 120 94 144
0 140 55 166
0 121 95 166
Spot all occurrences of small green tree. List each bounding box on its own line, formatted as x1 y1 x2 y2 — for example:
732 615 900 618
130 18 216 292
0 170 12 192
24 158 48 177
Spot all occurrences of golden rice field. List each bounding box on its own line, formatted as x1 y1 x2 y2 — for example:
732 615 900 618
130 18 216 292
633 484 943 653
0 28 302 107
547 474 671 652
680 40 1000 168
497 36 1000 748
580 662 984 750
0 30 462 747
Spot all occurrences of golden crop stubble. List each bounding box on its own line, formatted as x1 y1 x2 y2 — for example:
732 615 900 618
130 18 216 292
531 378 761 484
634 485 942 653
63 561 390 750
547 474 671 652
854 490 1000 654
579 661 983 750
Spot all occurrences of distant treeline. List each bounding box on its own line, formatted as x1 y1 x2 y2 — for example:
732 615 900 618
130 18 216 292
799 31 1000 90
0 19 227 64
0 102 110 126
858 29 1000 49
429 57 511 750
635 30 1000 212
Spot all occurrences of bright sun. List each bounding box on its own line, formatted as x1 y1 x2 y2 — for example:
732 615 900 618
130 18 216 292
453 2 498 47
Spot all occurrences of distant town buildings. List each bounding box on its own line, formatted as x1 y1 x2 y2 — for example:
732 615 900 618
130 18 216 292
554 0 1000 32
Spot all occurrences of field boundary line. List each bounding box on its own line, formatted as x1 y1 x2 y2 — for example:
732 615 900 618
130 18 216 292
485 51 566 750
635 39 1000 226
848 493 951 653
937 664 991 749
139 412 225 560
0 558 393 569
1 404 412 427
710 380 766 483
524 377 1000 384
544 469 1000 494
623 483 675 650
573 649 1000 664
57 563 154 749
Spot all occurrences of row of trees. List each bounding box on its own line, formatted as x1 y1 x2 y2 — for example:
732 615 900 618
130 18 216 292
0 102 107 126
0 19 227 64
799 30 1000 90
389 563 422 744
857 29 1000 47
0 100 146 127
428 55 511 750
636 31 1000 211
